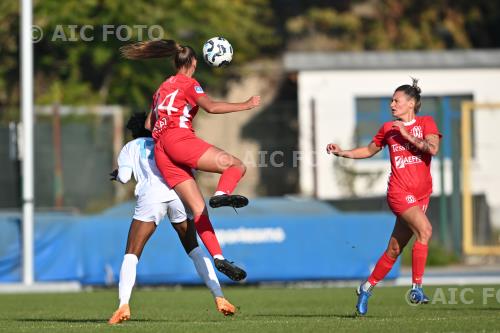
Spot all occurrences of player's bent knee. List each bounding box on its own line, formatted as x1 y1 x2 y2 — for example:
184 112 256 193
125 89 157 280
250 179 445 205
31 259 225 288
416 224 432 244
422 224 433 242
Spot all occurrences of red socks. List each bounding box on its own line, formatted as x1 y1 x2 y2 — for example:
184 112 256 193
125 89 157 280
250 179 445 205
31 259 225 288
193 214 222 257
367 252 397 286
366 242 428 287
412 241 428 284
216 166 244 194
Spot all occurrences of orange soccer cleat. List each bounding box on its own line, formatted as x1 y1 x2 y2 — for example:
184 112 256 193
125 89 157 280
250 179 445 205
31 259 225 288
108 304 131 325
215 297 236 316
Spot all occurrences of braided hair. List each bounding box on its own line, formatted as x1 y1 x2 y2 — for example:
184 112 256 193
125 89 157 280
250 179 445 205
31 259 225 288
126 112 151 139
395 77 422 113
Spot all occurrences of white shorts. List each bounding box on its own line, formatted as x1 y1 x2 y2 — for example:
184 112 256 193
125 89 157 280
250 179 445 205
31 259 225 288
133 197 190 225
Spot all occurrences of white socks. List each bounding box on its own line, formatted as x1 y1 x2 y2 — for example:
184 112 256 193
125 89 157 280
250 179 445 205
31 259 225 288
213 191 226 196
189 247 224 298
119 253 138 306
118 249 223 305
361 280 374 292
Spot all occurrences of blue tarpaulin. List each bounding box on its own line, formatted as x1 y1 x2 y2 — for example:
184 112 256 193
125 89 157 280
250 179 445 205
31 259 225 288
0 198 399 285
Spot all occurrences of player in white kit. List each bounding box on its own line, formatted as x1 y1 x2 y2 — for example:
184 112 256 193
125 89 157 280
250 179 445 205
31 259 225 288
108 113 236 325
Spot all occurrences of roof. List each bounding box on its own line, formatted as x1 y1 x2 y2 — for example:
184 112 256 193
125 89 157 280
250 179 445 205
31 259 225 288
284 49 500 71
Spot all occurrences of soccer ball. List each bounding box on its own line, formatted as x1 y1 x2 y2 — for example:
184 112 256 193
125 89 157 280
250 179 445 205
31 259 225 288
202 37 233 67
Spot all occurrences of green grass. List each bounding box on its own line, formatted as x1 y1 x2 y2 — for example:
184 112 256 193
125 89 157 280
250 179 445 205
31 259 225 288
0 286 499 332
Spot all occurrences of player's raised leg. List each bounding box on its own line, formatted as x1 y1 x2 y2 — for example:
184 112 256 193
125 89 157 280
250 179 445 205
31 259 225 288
109 219 156 324
196 146 248 208
356 217 413 315
174 179 246 281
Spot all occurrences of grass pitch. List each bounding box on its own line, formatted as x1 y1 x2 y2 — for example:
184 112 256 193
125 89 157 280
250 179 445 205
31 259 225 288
0 285 499 332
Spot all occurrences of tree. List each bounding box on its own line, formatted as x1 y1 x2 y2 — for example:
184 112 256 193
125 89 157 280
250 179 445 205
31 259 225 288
0 0 278 116
282 0 500 51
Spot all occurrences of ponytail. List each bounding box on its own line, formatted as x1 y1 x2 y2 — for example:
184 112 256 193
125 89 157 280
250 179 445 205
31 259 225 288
120 39 197 70
120 39 180 59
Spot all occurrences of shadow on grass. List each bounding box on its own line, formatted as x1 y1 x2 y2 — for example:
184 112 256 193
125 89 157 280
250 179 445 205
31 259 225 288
17 317 232 324
17 318 168 323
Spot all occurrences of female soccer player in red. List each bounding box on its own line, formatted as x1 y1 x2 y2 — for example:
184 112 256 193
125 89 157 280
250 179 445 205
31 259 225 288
120 40 260 281
326 79 441 315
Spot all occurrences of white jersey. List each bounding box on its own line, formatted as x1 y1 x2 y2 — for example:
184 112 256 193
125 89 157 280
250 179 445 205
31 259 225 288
117 137 177 205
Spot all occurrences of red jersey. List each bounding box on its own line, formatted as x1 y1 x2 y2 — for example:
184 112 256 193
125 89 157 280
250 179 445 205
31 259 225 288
372 116 441 200
151 73 206 141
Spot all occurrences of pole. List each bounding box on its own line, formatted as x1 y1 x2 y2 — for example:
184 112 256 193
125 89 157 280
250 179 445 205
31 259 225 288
311 98 318 198
437 99 449 249
21 0 34 285
52 102 63 208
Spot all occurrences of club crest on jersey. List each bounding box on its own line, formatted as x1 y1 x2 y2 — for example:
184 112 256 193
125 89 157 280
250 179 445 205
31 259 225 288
411 126 423 139
406 195 417 204
194 86 204 94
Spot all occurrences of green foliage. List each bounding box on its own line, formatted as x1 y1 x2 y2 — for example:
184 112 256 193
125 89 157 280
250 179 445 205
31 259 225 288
0 1 20 115
284 0 500 51
1 0 278 112
2 0 500 119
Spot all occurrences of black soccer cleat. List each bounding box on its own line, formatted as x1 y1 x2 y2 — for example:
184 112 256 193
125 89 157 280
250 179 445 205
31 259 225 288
214 258 247 281
209 194 249 209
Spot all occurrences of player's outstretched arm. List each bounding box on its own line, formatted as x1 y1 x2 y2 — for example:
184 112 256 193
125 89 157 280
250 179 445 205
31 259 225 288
326 142 381 159
197 95 260 114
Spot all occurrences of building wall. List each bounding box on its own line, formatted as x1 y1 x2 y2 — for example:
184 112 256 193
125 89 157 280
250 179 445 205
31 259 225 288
298 69 500 213
195 70 283 198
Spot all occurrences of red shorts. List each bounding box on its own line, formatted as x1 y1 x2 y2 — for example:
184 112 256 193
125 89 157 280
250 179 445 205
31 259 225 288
387 191 430 216
154 129 212 188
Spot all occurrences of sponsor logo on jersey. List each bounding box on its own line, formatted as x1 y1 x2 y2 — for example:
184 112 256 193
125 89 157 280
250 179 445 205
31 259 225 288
411 126 423 139
395 155 422 168
391 143 411 152
194 86 204 94
153 116 168 132
406 195 417 204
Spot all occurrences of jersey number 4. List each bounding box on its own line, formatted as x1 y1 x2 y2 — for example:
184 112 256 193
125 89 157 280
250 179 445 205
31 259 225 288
156 89 192 128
